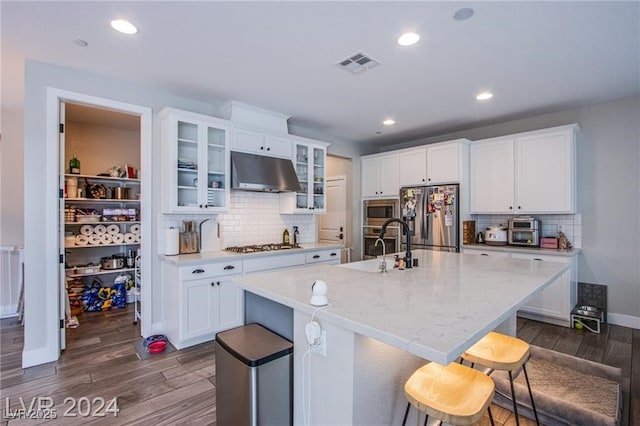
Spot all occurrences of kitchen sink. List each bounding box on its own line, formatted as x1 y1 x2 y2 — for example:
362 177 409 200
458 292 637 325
338 258 399 273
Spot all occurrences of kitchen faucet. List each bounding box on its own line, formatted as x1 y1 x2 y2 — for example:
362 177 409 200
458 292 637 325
379 218 412 269
374 237 387 273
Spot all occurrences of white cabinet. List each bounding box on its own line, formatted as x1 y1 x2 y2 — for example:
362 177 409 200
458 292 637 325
160 108 231 213
281 139 329 214
426 141 466 184
470 137 515 213
470 124 578 214
244 253 306 274
164 260 244 349
399 147 427 186
305 248 341 265
511 253 576 326
515 129 576 213
463 247 577 326
361 154 399 198
232 128 292 158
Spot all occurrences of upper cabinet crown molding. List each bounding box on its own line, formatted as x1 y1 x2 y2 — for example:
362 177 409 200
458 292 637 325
221 100 290 134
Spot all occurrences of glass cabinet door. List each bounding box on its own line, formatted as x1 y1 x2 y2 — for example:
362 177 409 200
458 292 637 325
205 125 227 208
295 145 310 209
312 147 325 210
176 120 199 208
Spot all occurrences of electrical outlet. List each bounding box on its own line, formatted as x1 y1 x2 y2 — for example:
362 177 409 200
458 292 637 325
311 329 327 357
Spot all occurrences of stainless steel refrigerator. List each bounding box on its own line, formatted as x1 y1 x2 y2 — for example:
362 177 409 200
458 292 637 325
400 184 460 252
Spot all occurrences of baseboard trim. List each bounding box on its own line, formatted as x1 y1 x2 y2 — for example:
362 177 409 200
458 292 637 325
607 312 640 329
22 346 58 368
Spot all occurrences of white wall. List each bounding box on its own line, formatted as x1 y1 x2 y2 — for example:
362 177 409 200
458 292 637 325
374 96 640 324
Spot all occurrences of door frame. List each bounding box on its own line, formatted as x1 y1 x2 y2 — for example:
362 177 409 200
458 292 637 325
44 88 152 360
319 174 350 261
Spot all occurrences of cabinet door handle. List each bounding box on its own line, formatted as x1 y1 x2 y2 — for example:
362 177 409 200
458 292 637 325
509 206 513 210
330 252 337 257
266 147 270 151
192 268 205 274
533 258 543 261
210 282 215 287
217 281 221 286
481 253 489 256
223 265 235 270
313 255 320 259
260 146 264 150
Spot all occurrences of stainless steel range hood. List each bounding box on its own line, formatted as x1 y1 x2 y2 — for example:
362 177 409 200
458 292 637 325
231 151 301 192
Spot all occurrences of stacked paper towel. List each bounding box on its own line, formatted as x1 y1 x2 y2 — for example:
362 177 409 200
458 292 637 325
73 223 140 246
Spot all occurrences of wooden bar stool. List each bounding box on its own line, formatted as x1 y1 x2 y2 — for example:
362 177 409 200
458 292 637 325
402 361 495 426
461 331 540 426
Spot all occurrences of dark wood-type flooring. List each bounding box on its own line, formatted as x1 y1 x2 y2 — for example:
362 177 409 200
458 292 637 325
1 306 638 425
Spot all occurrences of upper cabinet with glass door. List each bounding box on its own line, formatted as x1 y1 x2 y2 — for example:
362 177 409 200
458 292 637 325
160 107 231 213
281 138 329 214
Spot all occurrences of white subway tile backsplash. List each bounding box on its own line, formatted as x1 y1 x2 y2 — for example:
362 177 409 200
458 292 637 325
472 213 582 248
217 191 316 247
159 191 318 252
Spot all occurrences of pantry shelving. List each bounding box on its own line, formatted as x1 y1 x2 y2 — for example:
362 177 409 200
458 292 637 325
62 172 142 308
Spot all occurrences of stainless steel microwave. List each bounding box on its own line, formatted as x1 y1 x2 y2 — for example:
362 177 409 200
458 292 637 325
363 199 399 227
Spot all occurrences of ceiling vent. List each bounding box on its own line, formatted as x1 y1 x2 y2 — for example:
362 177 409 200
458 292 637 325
336 52 380 74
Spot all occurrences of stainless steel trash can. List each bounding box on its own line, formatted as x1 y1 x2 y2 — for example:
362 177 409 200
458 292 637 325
215 323 293 426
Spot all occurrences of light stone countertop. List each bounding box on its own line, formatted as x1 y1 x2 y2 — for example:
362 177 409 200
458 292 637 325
463 243 580 257
160 242 342 265
234 249 569 364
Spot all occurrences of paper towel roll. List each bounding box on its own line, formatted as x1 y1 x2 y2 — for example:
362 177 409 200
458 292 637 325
124 233 136 244
80 225 94 236
130 223 141 235
112 233 124 244
107 224 121 235
88 235 102 245
165 228 179 256
100 233 113 245
75 234 89 246
94 224 107 235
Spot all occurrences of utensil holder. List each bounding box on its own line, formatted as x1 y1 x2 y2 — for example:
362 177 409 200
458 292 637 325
179 231 198 254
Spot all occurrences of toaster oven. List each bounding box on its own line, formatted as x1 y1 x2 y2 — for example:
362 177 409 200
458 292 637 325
508 217 540 247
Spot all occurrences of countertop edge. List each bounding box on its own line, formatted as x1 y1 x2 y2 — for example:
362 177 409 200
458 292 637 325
463 244 580 257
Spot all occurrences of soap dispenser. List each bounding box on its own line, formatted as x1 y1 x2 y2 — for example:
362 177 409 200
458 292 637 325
283 228 290 245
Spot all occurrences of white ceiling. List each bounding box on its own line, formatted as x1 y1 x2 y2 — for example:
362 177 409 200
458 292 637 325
2 1 639 148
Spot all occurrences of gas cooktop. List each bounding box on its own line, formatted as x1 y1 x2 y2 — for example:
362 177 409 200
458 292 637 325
224 243 301 254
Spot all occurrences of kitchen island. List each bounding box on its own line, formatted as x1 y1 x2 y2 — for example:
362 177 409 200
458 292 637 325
234 249 568 425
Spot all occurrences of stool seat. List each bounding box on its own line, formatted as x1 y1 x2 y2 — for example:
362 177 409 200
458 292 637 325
462 331 530 371
404 362 495 426
461 332 539 426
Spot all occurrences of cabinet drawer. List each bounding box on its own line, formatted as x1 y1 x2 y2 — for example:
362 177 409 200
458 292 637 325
179 260 243 281
244 253 306 273
306 249 341 264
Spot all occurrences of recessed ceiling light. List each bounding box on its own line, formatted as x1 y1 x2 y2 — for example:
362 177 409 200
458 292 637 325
476 92 493 101
397 32 420 46
110 19 138 35
383 119 396 126
453 8 475 21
